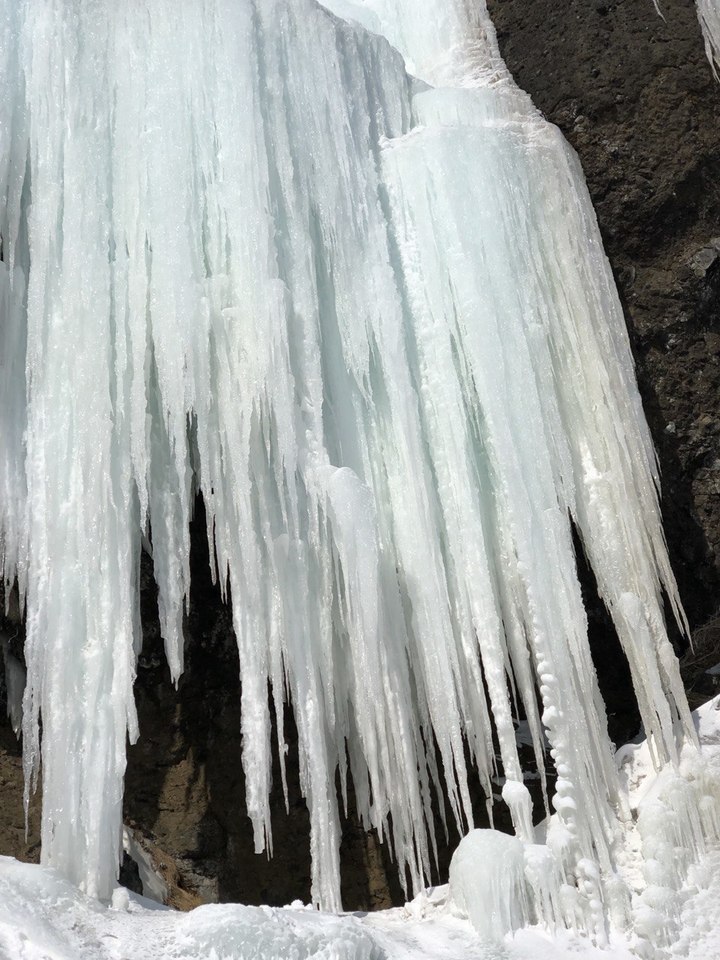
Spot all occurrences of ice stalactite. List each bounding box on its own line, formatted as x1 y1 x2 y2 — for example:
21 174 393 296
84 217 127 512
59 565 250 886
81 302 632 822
0 0 698 930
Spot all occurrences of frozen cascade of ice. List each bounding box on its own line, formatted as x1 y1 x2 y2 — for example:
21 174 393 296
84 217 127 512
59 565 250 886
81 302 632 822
0 0 699 931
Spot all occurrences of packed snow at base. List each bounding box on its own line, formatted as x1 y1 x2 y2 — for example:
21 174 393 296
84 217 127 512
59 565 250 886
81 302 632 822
3 698 720 959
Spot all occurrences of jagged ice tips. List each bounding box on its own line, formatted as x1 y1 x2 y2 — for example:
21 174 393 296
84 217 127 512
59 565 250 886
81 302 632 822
1 0 719 952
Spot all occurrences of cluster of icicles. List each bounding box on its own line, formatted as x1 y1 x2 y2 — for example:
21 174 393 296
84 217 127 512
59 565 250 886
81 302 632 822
0 0 714 945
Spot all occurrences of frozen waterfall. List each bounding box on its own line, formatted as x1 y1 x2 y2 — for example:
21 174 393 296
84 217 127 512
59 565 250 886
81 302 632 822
0 0 700 934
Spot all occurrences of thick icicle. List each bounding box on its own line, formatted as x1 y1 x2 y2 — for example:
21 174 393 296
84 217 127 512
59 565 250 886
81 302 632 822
0 0 696 925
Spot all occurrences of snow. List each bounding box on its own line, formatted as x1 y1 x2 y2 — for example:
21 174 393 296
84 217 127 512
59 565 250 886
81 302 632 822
0 861 643 960
0 0 706 939
3 698 720 959
443 700 720 955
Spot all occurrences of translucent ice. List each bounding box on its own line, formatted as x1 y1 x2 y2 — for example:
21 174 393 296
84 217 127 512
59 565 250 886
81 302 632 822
0 0 696 927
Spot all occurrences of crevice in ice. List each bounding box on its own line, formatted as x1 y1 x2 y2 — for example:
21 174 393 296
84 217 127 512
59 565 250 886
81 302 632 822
572 524 643 748
0 588 25 740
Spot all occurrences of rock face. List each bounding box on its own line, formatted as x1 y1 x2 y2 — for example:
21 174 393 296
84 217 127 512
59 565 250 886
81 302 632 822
1 0 719 912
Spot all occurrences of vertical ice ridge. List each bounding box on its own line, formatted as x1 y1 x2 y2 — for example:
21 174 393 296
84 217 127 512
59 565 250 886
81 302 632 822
8 0 141 899
0 0 697 926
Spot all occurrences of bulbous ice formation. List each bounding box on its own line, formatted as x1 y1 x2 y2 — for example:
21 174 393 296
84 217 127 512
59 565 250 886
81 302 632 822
0 0 696 926
449 830 531 941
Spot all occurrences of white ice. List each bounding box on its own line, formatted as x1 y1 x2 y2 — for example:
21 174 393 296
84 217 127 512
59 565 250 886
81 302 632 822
0 0 703 939
449 830 530 941
0 854 627 960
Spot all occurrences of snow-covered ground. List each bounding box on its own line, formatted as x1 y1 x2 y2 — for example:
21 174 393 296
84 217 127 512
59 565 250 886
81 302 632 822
0 857 636 960
2 698 720 960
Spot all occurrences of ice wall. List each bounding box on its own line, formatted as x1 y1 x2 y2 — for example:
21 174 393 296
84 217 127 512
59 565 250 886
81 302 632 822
0 0 695 925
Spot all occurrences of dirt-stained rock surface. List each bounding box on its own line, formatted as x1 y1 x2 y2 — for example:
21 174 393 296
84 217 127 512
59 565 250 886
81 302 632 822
1 0 719 914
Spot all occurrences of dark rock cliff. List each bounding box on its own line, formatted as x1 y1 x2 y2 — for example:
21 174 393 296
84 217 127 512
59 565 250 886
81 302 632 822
1 0 719 912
